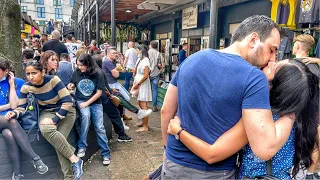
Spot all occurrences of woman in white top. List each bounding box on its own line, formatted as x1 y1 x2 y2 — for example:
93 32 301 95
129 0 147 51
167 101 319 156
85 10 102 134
132 45 152 132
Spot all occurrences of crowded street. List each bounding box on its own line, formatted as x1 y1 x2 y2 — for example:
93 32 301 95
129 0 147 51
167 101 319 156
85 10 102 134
82 96 163 179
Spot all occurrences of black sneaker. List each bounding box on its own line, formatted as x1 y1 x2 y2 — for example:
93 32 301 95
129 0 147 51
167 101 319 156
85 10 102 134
314 173 320 179
117 134 132 142
31 157 48 175
72 158 83 180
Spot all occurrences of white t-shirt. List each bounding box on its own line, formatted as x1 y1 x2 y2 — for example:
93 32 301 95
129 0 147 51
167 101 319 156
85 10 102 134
125 48 138 69
65 43 82 64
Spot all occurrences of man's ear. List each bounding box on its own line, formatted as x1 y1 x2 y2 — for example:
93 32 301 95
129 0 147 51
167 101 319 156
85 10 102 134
248 32 260 48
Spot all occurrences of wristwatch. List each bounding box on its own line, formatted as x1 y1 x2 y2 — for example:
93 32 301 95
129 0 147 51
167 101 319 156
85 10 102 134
175 128 185 140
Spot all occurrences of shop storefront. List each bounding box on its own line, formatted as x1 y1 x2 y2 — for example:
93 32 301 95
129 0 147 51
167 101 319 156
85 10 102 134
218 0 272 48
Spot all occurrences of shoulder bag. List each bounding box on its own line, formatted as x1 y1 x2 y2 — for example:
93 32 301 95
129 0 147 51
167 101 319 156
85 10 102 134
17 93 40 142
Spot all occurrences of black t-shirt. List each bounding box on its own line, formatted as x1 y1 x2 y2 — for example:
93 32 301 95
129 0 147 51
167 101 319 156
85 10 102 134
294 58 320 79
42 40 68 57
71 69 105 104
100 71 113 103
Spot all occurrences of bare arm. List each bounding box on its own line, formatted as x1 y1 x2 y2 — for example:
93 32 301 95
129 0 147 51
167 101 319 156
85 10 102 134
168 117 247 164
161 84 178 147
0 104 11 112
303 58 320 66
8 73 19 109
123 56 128 68
137 66 150 85
111 69 120 78
85 90 102 106
243 109 295 160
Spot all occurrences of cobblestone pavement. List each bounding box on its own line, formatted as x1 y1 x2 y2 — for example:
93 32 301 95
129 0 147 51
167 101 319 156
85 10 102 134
82 97 163 180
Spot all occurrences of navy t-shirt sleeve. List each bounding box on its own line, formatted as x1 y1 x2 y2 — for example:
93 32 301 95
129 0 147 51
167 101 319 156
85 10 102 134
104 61 116 72
242 69 271 110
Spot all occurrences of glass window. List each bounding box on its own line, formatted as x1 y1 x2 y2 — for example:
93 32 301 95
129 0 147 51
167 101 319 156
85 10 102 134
21 6 27 13
53 0 61 6
36 0 44 4
39 21 46 26
55 8 62 19
37 7 45 18
70 0 75 7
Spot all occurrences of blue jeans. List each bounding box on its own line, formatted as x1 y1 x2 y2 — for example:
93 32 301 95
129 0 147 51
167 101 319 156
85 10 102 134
77 102 110 158
150 76 160 107
124 71 133 91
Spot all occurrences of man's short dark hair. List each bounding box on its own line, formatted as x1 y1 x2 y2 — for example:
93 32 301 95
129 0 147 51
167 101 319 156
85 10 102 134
60 53 69 60
183 43 188 46
66 34 73 41
22 49 34 59
231 15 280 44
150 40 158 49
0 57 12 71
42 33 48 37
33 34 41 39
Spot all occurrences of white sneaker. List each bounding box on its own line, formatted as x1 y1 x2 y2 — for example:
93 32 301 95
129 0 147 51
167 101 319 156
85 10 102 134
77 149 86 158
137 109 152 119
102 157 110 166
122 118 129 130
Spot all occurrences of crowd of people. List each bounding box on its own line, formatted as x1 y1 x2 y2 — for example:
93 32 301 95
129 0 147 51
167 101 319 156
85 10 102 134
2 29 166 179
2 14 320 180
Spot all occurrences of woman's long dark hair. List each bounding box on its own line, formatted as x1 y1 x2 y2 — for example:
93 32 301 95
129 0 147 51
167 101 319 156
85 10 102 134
137 45 149 58
270 60 319 177
77 54 100 76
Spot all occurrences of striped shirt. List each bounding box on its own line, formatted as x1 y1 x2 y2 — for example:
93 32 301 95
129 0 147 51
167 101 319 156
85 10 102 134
14 75 73 123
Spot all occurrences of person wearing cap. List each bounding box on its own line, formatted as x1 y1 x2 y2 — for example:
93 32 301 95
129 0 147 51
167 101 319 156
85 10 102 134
42 30 68 57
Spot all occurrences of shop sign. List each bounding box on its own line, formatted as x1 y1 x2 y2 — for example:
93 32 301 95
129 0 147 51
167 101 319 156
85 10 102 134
182 30 188 38
182 5 198 30
188 28 203 37
31 26 35 34
21 24 32 34
159 33 168 39
21 33 27 39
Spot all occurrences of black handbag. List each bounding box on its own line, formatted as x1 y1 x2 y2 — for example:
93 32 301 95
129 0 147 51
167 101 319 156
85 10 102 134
18 93 40 141
243 160 280 180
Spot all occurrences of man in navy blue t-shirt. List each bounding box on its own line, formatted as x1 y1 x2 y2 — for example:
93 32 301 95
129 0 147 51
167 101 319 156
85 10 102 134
161 15 296 179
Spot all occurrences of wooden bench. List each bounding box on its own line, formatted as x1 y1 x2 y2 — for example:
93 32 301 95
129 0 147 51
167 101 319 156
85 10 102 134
0 113 112 179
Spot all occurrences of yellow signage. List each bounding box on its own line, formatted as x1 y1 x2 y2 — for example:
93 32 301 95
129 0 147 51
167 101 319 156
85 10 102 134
21 33 27 39
35 30 39 34
21 24 32 34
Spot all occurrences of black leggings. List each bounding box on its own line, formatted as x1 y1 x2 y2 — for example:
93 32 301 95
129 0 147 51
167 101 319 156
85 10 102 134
0 116 39 174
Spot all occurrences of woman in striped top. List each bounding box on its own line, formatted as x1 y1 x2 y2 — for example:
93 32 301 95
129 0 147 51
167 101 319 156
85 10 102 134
5 61 83 180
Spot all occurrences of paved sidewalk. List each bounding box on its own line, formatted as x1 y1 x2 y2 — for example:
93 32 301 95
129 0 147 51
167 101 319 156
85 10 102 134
82 98 164 180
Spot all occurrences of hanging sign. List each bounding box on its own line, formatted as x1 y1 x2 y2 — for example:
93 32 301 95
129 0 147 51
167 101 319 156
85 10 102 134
182 5 198 30
21 24 32 34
